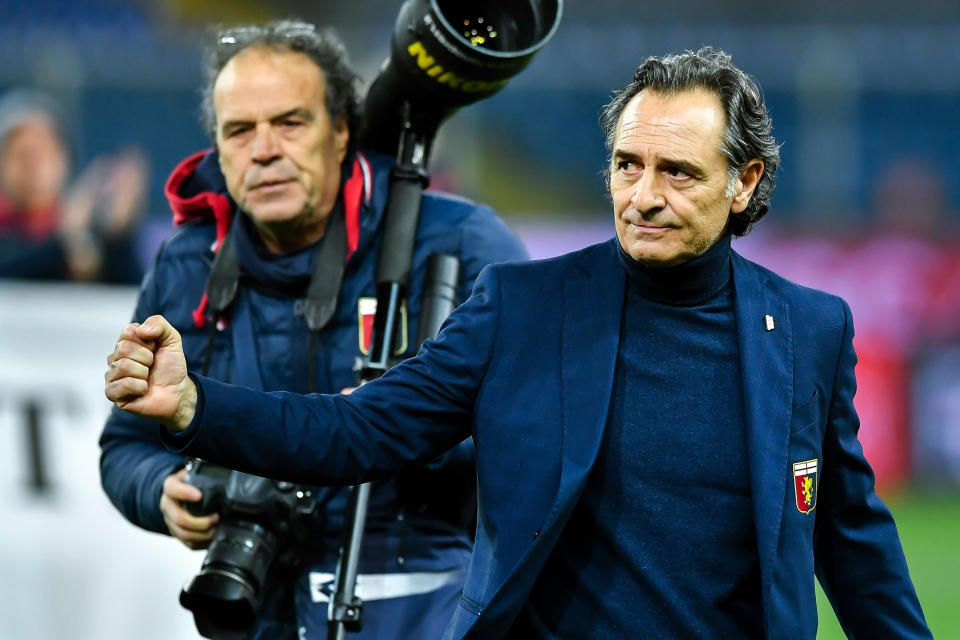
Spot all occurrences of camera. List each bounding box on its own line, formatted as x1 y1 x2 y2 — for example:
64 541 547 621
178 459 317 640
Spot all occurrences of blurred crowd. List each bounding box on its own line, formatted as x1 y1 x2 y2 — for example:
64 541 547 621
0 89 147 284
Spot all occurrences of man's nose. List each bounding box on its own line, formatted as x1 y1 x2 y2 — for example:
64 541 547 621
251 123 281 164
630 170 666 214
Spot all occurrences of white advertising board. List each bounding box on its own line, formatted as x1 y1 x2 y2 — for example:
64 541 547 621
0 281 204 639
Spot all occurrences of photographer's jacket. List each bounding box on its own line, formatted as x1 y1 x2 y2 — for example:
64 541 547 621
98 149 527 638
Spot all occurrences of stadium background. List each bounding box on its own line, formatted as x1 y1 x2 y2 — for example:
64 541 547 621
0 1 957 637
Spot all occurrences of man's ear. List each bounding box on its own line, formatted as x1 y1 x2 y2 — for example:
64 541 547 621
730 159 764 215
334 116 350 164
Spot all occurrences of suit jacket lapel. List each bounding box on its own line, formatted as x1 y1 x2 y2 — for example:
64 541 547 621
492 241 625 586
561 240 626 491
477 241 625 635
732 252 793 630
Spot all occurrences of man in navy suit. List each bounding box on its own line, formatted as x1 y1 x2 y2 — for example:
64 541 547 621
105 48 931 639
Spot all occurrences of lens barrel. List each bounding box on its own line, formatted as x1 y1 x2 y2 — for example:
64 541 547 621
361 0 562 152
416 253 461 346
179 521 278 639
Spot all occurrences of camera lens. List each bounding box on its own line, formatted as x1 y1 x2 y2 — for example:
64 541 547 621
180 521 278 638
436 0 538 52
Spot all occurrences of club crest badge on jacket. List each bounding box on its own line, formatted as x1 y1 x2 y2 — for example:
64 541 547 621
358 297 408 356
793 459 819 514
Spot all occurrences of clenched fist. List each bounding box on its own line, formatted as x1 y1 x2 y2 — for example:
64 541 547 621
104 314 197 431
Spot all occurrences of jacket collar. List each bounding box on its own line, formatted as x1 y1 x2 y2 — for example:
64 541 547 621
161 148 384 327
163 148 381 260
731 251 793 634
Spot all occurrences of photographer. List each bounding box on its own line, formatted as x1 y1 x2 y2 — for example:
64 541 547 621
98 20 527 639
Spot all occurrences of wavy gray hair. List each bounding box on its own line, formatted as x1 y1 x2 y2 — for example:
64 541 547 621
600 47 780 236
199 20 360 152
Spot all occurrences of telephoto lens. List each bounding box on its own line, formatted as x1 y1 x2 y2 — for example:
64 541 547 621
361 0 562 153
416 253 461 347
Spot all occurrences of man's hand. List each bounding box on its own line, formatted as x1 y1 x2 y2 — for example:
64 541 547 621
104 314 197 431
161 468 219 549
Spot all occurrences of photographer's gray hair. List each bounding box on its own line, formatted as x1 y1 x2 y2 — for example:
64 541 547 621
199 20 361 148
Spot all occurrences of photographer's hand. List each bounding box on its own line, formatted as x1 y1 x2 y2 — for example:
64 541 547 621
161 468 219 549
104 314 197 431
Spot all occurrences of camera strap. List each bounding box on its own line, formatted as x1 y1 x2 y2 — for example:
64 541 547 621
200 225 240 376
304 205 348 392
205 226 242 319
303 199 347 332
198 205 349 388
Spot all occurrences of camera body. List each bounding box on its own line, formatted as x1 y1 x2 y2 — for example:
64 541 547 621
179 459 316 640
183 459 315 525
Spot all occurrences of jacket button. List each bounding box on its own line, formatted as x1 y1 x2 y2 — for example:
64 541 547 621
533 530 540 539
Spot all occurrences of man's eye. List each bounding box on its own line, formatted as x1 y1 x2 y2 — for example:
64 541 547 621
667 167 691 179
281 119 304 128
617 161 640 173
224 126 251 139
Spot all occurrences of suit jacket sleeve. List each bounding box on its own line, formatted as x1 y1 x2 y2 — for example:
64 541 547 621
164 264 504 486
411 200 527 502
813 297 931 638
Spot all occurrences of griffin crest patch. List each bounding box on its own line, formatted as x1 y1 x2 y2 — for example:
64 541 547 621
793 459 818 514
357 297 408 356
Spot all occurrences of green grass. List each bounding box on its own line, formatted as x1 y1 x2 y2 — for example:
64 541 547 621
816 492 959 638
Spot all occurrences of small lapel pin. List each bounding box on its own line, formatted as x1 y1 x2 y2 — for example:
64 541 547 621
765 314 775 331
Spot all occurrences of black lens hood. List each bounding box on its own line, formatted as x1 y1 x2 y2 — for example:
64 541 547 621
361 0 562 152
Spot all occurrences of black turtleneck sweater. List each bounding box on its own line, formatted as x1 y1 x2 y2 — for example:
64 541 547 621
519 233 762 638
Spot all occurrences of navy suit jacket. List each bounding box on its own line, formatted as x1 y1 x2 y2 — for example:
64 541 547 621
170 238 931 639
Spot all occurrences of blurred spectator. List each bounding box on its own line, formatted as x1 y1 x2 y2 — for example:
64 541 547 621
0 89 148 283
868 158 960 489
872 157 954 239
